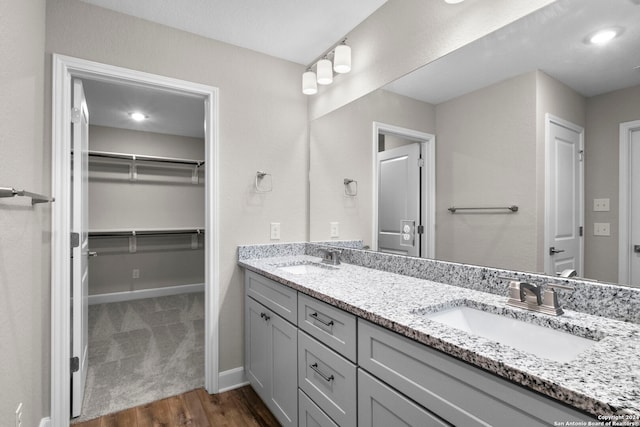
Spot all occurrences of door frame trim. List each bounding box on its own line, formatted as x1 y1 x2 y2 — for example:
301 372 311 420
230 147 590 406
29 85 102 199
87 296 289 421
372 122 436 258
51 54 220 427
543 113 584 276
618 120 640 285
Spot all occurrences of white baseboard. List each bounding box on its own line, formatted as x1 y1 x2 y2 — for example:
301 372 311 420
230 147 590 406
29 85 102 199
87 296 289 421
88 283 204 305
218 367 249 393
39 417 51 427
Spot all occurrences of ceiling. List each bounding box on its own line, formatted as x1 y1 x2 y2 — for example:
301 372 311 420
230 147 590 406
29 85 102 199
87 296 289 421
79 0 387 65
80 0 640 139
385 0 640 104
78 0 388 138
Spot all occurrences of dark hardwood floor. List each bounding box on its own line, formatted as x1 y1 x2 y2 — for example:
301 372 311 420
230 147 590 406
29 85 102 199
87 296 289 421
72 386 281 427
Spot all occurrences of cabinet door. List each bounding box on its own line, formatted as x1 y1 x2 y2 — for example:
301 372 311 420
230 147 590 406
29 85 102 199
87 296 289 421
268 308 298 427
358 369 451 427
245 297 270 399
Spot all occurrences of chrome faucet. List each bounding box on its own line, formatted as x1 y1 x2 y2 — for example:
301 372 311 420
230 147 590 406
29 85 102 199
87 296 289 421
319 248 342 266
519 282 542 305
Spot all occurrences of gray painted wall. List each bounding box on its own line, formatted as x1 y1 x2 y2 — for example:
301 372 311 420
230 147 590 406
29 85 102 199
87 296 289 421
88 125 205 295
435 72 538 271
46 0 309 372
0 0 49 425
585 84 640 282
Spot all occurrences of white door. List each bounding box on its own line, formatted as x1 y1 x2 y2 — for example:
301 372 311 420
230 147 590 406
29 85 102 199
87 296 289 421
71 78 89 418
632 127 640 285
545 115 584 276
377 143 421 257
619 120 640 286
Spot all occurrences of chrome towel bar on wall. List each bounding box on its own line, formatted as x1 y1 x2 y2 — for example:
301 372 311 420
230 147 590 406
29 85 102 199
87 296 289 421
0 187 54 205
448 205 518 213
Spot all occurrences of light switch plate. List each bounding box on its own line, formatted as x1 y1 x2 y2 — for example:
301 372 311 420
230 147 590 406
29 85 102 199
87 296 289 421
593 198 610 212
330 222 339 238
594 222 610 236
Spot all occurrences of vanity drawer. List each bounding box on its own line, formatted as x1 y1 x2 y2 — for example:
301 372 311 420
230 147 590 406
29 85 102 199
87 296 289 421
299 389 339 427
298 330 357 427
245 270 297 324
357 319 595 427
298 293 357 362
358 368 451 427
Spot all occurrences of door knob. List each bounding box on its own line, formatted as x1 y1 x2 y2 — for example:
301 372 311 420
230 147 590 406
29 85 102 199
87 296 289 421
549 247 565 255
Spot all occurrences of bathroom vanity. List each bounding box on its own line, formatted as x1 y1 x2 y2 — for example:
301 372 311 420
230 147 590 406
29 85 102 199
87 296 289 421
239 243 640 427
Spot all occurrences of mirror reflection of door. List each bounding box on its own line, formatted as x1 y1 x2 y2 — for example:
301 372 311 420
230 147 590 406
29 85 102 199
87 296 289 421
619 120 640 287
377 140 421 256
545 115 584 277
374 125 435 258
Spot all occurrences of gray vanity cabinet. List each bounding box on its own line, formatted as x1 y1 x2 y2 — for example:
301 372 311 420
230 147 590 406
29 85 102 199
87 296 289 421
357 319 595 427
244 271 298 427
244 269 596 427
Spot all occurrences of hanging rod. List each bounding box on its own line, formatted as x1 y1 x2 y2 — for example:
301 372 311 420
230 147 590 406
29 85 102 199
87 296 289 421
89 227 205 238
88 150 205 167
0 187 54 205
448 205 519 213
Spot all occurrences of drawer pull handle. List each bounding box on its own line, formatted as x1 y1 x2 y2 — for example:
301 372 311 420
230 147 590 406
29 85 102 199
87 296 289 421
260 312 270 321
310 312 334 327
310 363 334 382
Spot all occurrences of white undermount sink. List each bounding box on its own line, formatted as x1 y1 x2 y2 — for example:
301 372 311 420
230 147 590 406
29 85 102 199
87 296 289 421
425 306 598 363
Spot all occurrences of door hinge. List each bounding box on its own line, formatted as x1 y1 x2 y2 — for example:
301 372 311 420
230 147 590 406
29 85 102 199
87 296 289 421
578 150 584 162
579 226 583 237
418 158 424 167
71 107 81 124
417 225 424 234
71 232 80 249
70 356 79 373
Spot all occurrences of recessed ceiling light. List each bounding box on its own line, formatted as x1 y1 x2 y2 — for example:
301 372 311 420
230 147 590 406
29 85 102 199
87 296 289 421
588 28 619 45
129 112 148 121
444 0 464 3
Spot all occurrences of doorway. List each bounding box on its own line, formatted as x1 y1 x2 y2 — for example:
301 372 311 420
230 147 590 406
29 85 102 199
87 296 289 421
619 119 640 286
372 122 435 258
51 54 219 427
544 114 584 276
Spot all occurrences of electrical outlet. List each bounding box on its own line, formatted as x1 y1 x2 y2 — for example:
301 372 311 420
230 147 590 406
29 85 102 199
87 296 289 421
330 222 339 238
593 198 610 212
270 222 281 240
132 268 140 279
15 402 22 427
594 222 610 236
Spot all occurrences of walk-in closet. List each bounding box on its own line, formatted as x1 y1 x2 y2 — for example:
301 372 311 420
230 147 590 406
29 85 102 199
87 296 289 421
74 78 206 422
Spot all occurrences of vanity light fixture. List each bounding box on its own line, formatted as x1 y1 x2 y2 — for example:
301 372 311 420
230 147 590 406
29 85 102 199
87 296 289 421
128 111 148 121
302 39 352 95
588 28 619 45
317 58 333 85
302 69 318 95
333 42 352 74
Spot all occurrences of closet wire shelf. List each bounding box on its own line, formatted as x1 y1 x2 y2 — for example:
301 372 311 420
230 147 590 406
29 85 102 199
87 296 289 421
89 228 205 254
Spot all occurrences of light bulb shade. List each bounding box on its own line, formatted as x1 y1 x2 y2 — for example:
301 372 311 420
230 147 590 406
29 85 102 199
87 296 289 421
302 71 318 95
333 44 351 73
316 59 333 85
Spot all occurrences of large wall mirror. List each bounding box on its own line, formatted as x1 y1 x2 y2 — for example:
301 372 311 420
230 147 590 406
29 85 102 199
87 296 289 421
309 0 640 287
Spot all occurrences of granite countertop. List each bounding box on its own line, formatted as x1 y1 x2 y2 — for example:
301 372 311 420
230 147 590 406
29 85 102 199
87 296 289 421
239 255 640 421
